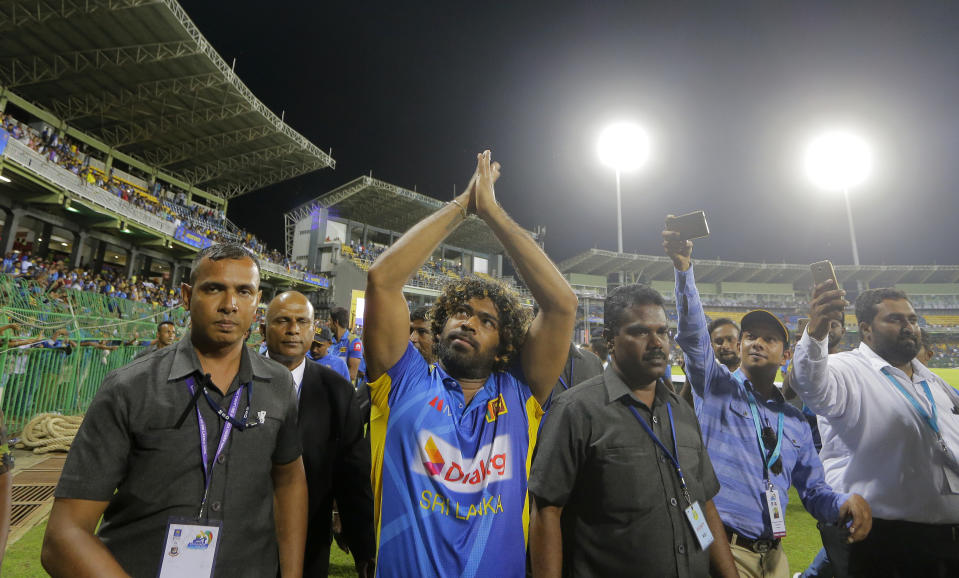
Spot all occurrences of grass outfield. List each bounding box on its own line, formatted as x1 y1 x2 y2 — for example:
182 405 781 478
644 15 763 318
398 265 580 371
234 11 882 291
2 521 360 577
3 491 823 576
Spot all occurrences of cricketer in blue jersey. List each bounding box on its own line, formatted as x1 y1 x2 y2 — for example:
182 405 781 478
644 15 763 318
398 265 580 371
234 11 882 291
363 151 577 577
331 306 364 383
308 327 351 382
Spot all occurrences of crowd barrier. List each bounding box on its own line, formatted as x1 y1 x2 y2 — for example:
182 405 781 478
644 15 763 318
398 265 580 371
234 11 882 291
0 343 140 433
0 274 188 340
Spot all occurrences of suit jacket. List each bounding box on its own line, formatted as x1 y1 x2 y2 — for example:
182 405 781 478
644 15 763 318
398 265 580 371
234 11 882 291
298 359 375 576
545 342 605 406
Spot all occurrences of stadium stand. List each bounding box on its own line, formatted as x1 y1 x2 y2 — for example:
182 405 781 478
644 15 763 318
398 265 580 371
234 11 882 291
558 248 959 362
1 110 317 278
283 175 537 316
0 0 340 433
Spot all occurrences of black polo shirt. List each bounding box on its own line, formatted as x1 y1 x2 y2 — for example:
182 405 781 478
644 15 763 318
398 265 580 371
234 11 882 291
56 333 302 577
529 365 720 578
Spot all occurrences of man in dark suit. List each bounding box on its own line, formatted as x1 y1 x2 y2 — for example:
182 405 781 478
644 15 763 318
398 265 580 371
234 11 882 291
263 291 375 577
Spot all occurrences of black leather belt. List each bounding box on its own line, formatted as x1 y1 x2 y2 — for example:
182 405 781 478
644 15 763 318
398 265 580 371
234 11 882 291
725 526 781 553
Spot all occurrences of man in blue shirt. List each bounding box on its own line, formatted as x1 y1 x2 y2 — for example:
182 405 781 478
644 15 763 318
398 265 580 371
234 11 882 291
663 226 871 578
309 328 351 382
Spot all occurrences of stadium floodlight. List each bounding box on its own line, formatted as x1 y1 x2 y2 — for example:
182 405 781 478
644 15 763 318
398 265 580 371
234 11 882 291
598 122 650 174
598 122 650 285
804 130 872 267
804 131 872 192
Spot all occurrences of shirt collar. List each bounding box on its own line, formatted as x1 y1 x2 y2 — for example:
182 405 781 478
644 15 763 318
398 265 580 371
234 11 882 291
602 363 674 408
168 330 258 385
732 367 787 404
289 356 307 388
857 340 933 381
263 349 306 384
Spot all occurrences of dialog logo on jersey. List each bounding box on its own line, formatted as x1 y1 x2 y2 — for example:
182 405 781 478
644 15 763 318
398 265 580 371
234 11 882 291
414 431 512 493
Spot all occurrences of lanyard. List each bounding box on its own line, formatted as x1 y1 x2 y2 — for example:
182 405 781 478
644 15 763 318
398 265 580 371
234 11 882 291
744 387 784 481
558 357 575 391
881 368 949 454
185 376 248 519
628 401 691 505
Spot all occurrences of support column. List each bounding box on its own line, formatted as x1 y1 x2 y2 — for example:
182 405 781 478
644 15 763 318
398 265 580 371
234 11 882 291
125 247 139 278
92 239 106 275
171 262 184 286
1 208 25 255
36 222 53 259
307 207 328 271
70 231 88 268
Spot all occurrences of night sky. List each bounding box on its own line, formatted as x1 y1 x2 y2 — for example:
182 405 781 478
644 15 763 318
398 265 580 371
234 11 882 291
182 1 959 267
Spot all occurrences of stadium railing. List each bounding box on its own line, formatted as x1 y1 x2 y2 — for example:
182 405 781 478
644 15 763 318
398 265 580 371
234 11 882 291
3 138 178 236
1 275 188 341
0 342 140 432
3 125 325 285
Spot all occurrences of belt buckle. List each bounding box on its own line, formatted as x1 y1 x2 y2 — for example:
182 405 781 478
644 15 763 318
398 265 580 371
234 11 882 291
753 540 771 553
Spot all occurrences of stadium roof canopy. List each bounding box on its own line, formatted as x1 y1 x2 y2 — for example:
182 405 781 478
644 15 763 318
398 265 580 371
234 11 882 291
558 249 959 286
285 176 538 256
0 0 333 199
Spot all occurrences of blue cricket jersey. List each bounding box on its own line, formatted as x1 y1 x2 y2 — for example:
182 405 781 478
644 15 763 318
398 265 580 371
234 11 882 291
369 344 543 577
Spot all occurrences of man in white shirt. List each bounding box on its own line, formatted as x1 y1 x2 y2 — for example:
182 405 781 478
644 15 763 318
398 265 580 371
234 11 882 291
793 283 959 577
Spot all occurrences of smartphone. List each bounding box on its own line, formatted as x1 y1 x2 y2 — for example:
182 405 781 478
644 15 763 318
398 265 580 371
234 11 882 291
797 318 809 339
665 211 710 241
810 260 839 289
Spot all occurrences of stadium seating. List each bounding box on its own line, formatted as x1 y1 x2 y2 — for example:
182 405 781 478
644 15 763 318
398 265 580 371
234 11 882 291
1 111 323 278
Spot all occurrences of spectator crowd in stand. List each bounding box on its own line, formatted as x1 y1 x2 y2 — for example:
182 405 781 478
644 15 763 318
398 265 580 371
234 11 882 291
2 249 182 311
1 112 322 278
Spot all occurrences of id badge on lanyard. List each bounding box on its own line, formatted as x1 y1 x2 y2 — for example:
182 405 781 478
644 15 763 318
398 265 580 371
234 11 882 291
629 402 714 550
159 377 247 577
765 483 787 538
881 369 959 494
158 518 223 578
744 384 787 538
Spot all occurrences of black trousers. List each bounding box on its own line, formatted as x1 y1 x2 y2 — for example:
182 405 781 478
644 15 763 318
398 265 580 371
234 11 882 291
821 518 959 578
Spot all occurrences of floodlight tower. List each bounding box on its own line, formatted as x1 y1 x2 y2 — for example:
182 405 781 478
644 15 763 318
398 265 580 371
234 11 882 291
804 130 873 266
598 122 650 286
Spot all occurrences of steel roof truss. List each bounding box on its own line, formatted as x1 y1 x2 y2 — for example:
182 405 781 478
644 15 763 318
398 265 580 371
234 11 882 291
0 41 200 87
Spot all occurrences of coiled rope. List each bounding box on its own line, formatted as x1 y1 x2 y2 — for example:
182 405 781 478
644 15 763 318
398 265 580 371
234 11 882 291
15 412 83 454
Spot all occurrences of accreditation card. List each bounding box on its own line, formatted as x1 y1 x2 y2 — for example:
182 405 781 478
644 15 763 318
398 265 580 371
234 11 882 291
157 517 222 578
683 500 714 550
765 486 787 538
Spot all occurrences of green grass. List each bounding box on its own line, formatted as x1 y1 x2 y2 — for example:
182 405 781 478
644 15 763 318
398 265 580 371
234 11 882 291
1 521 361 577
2 521 47 577
932 367 959 388
783 487 822 573
6 495 824 576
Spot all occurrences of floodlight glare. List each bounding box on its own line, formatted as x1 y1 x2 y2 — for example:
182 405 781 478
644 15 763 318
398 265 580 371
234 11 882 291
598 122 650 173
804 131 872 192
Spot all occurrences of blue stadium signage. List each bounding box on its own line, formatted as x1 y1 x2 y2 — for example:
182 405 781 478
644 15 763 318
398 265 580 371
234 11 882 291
174 225 213 250
302 273 330 288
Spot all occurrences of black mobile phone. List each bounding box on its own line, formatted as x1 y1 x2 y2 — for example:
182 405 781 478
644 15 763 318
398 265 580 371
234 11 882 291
810 260 839 289
665 211 710 241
